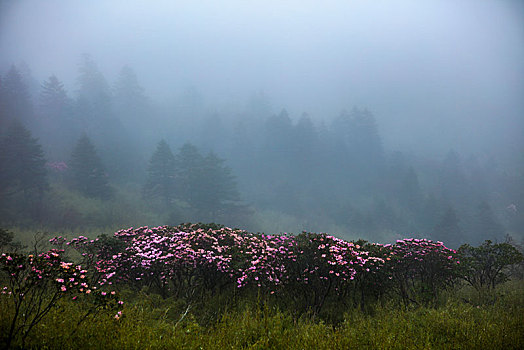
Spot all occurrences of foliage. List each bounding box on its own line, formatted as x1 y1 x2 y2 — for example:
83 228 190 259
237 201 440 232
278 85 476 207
2 223 523 348
0 249 122 349
0 65 33 128
386 238 459 305
458 239 524 291
38 75 78 160
1 282 522 349
175 143 242 218
52 224 462 319
0 122 49 224
68 134 113 199
143 139 176 205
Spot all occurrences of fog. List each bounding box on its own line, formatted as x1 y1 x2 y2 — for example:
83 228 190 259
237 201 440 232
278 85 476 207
1 0 523 245
2 0 523 154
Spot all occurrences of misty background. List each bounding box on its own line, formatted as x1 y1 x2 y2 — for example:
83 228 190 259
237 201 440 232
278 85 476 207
0 0 523 246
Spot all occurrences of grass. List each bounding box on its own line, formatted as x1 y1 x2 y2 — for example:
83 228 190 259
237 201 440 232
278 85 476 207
2 281 522 349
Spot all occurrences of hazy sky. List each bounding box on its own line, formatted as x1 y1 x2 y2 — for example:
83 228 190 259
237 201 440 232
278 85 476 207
1 0 523 157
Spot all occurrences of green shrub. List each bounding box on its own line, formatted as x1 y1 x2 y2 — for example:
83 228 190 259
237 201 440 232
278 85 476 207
458 240 524 291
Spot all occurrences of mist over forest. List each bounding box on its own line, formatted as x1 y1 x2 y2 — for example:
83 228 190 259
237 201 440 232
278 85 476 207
0 0 523 247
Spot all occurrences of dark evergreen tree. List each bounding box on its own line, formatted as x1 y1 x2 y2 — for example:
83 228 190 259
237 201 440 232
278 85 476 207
68 134 112 199
0 65 33 130
0 122 48 222
175 143 242 220
197 151 241 216
38 75 77 159
175 143 206 209
143 140 176 205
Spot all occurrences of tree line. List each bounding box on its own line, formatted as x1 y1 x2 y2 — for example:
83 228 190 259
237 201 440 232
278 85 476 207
0 57 522 246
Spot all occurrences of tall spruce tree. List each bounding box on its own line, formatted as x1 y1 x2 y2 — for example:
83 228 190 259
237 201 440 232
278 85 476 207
39 75 77 160
198 151 241 216
0 65 33 130
175 143 241 219
68 134 112 199
143 140 176 204
0 121 48 222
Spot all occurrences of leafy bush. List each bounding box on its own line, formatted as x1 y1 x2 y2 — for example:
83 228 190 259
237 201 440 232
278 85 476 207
458 240 524 291
386 238 460 305
0 249 122 349
52 224 462 319
2 224 523 348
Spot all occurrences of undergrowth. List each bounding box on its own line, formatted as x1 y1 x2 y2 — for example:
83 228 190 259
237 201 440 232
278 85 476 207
1 281 522 349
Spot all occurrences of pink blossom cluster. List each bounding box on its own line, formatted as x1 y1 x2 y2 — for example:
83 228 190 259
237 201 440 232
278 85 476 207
385 238 459 274
1 249 122 307
62 226 391 295
51 225 461 301
382 238 460 301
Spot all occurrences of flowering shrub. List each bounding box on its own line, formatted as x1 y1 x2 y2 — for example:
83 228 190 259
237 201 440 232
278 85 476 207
0 249 122 349
50 234 126 286
385 238 460 305
49 224 461 317
279 233 362 315
346 240 392 310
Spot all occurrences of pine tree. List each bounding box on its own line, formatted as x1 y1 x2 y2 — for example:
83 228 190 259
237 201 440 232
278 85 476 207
68 134 112 199
0 65 33 130
175 143 205 208
175 143 242 219
198 151 241 216
39 75 77 160
143 140 176 204
0 121 48 221
40 75 70 118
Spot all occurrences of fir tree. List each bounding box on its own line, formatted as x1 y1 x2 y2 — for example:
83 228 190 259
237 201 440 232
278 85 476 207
68 134 112 199
143 140 176 204
0 122 48 222
39 75 77 159
175 143 242 219
0 65 33 130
